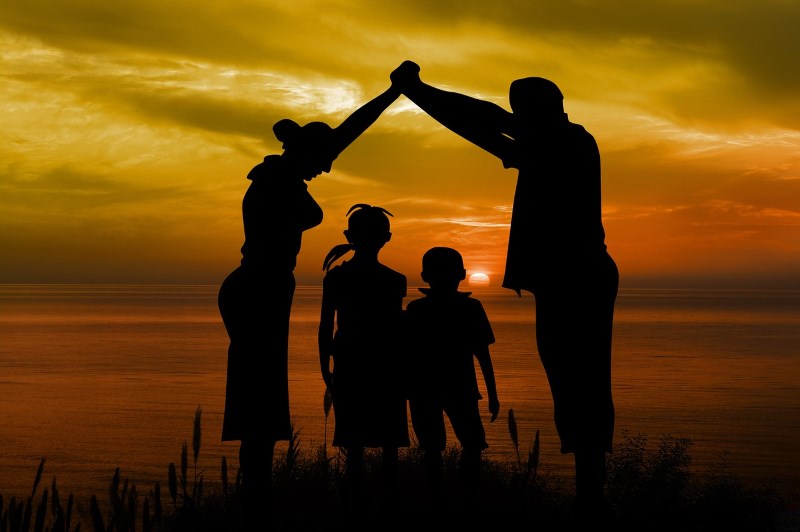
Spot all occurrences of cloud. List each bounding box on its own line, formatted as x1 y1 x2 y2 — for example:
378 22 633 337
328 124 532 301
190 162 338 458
1 0 798 286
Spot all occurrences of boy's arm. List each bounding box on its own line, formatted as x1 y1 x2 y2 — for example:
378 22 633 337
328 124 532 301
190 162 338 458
475 345 500 422
391 60 516 162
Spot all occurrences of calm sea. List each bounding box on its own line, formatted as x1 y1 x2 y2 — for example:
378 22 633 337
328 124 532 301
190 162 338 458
0 284 798 502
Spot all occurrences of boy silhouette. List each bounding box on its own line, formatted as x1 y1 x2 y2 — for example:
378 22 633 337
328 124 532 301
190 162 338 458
404 246 500 508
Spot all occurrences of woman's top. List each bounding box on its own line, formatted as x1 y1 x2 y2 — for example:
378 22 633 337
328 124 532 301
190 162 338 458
239 155 323 271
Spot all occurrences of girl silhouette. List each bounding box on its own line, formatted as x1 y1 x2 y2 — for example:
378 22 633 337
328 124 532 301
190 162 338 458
318 204 409 512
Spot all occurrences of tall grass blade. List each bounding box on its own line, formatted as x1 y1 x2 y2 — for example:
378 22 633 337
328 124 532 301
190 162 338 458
33 489 47 532
324 387 333 450
221 457 229 496
120 477 129 507
90 495 105 532
142 497 151 532
52 504 65 532
153 482 162 525
51 477 60 516
192 406 202 468
10 498 24 531
66 493 74 532
32 457 46 498
508 408 521 469
196 475 204 504
167 464 178 506
110 468 121 504
180 440 188 496
324 387 333 419
508 409 518 450
285 425 300 474
21 498 32 532
128 483 137 532
529 429 540 480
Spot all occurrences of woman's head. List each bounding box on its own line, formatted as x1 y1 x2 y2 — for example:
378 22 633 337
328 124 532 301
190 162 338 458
273 119 339 180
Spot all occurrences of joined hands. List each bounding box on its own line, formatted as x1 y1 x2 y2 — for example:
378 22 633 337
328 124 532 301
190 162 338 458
390 60 421 90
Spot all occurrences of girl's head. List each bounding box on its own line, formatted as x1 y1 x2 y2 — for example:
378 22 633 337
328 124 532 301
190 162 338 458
322 204 393 271
344 203 392 245
273 119 338 181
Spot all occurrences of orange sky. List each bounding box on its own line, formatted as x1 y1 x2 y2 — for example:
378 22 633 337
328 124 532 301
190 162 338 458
1 1 798 288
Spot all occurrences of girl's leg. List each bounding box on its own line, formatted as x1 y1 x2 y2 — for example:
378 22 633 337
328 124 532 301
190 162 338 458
343 446 364 511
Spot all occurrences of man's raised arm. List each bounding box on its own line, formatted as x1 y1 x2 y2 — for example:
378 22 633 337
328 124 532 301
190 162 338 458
391 60 515 161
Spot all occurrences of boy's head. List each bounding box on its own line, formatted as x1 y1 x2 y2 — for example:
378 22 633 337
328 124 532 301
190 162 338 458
421 247 466 288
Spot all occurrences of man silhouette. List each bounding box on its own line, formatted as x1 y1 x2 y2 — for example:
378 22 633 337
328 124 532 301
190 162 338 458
392 61 619 517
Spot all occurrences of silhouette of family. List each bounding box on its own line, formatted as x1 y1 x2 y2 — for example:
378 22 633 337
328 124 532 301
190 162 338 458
219 61 618 527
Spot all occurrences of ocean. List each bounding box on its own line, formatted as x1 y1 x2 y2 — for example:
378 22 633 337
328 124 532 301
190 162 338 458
0 284 798 502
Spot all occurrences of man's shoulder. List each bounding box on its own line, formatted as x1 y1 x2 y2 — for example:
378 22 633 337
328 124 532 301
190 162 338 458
565 120 597 142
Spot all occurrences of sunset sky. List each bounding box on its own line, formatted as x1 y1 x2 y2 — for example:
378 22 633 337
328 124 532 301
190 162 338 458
1 1 798 288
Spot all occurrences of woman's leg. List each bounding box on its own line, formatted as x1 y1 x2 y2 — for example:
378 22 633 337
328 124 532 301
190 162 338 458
239 436 275 526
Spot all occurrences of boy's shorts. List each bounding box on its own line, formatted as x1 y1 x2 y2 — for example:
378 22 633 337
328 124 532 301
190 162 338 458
409 396 488 451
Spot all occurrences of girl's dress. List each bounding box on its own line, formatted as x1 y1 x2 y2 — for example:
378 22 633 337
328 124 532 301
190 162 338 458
323 259 409 448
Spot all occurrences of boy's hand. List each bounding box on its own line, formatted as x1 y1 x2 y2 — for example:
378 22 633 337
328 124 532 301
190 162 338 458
488 396 500 422
390 60 421 90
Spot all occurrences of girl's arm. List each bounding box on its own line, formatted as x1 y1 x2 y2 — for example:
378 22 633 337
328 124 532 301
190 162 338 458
318 280 335 391
475 345 500 422
391 61 516 162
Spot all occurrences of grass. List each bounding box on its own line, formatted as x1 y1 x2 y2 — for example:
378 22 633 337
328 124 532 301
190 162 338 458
2 406 798 532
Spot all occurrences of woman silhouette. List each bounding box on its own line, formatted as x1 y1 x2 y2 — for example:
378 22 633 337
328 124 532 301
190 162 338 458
217 82 400 524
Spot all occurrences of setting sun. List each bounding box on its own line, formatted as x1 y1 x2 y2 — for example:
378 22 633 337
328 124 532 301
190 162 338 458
468 272 491 287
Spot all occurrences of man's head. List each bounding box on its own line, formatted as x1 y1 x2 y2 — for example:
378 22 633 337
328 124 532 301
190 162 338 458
509 77 565 123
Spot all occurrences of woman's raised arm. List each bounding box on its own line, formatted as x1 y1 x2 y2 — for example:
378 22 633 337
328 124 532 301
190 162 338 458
330 84 401 157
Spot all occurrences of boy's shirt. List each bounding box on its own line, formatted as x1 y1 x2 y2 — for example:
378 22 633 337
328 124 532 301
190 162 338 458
404 289 495 401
